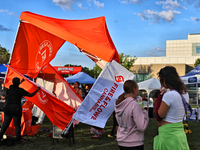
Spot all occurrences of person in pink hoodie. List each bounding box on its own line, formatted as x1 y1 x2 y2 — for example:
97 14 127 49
115 80 149 150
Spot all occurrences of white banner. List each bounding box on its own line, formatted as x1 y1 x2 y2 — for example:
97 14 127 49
72 60 135 128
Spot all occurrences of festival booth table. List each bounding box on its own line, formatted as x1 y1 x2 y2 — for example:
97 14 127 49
181 64 200 121
2 108 32 137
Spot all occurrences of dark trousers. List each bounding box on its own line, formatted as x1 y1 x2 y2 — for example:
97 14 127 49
119 145 144 150
0 104 22 141
111 111 118 136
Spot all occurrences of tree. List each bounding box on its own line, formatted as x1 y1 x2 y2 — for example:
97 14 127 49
64 64 81 67
194 58 200 67
0 45 10 64
91 53 137 78
119 53 137 72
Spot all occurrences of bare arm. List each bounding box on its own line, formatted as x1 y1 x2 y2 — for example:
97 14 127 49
26 87 41 97
158 101 170 118
78 89 82 97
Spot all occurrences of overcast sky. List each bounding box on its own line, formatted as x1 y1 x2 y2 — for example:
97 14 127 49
0 0 200 68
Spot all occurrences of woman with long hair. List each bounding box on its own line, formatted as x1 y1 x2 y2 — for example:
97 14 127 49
115 80 149 150
74 81 82 98
154 66 190 150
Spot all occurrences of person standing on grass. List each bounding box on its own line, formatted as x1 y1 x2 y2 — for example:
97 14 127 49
74 81 82 98
0 77 40 144
115 80 149 150
154 66 190 150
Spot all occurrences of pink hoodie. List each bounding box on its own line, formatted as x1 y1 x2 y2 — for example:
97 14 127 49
115 97 149 147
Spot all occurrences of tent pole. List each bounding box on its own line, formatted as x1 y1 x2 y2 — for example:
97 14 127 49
147 93 149 115
3 21 21 84
61 118 74 137
196 83 199 122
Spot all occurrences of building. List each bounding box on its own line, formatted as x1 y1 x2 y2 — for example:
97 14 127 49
133 33 200 83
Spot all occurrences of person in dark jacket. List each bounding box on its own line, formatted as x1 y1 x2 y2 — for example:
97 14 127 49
0 77 40 143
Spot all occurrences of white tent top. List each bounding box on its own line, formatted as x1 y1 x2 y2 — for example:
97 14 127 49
138 78 161 95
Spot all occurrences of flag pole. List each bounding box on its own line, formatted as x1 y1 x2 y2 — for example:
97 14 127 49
61 118 75 137
3 20 21 84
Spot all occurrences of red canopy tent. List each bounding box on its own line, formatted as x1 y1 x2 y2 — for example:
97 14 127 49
53 66 83 75
5 11 120 131
9 11 120 78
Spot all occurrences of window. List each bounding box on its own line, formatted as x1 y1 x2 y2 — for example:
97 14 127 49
135 74 150 83
196 46 200 53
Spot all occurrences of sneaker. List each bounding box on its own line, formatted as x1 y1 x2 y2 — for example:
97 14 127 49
93 134 101 138
89 127 98 134
95 129 104 135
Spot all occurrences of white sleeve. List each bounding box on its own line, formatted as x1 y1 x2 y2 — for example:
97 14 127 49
162 92 172 106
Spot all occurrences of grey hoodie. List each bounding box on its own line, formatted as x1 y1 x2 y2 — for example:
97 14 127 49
115 97 149 147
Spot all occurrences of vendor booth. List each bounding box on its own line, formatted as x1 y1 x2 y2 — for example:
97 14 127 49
65 72 95 84
2 11 120 140
138 78 161 116
181 64 200 120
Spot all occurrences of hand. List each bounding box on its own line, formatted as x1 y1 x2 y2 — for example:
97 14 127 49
20 78 25 83
37 87 41 91
160 86 167 95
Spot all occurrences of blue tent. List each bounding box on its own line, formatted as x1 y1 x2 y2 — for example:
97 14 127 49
181 64 200 114
65 72 95 84
0 64 7 77
181 64 200 84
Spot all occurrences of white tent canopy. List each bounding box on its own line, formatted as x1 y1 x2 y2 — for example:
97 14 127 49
138 78 161 96
138 78 161 113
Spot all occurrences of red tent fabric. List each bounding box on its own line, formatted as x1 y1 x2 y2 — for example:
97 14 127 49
5 11 120 129
9 11 120 79
4 65 75 130
53 66 83 74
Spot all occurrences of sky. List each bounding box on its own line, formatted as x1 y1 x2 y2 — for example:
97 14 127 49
0 0 200 69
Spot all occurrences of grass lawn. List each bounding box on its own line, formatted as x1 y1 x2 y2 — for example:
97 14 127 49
0 116 200 150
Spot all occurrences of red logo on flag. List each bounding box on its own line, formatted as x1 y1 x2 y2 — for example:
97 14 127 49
35 40 53 72
37 91 48 104
115 76 124 82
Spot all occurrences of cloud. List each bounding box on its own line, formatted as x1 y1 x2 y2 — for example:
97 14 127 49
0 24 12 32
147 46 166 56
77 3 87 9
93 0 104 8
138 12 148 20
0 9 19 18
52 0 77 10
186 0 200 9
138 9 181 24
53 0 104 10
119 0 145 4
155 0 182 9
0 9 14 15
191 17 200 22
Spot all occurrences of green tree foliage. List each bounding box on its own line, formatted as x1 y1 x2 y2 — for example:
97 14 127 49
0 45 10 64
83 67 95 77
194 58 200 67
119 53 137 72
64 53 137 79
91 53 137 78
64 64 81 67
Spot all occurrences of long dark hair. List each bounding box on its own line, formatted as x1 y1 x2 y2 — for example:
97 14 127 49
158 66 187 94
116 80 137 105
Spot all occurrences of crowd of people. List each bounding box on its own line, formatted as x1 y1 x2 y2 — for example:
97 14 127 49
88 66 191 150
0 66 192 149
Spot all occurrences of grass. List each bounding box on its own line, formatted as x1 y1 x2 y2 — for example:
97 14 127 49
1 116 200 150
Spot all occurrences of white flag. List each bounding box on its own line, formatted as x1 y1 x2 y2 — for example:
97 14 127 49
72 60 135 128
